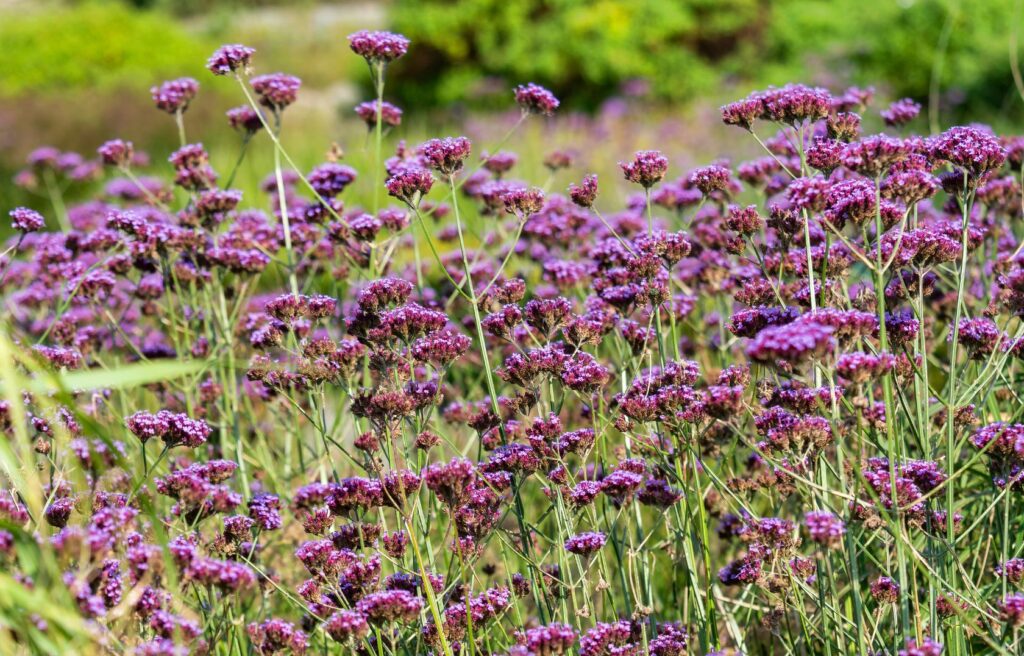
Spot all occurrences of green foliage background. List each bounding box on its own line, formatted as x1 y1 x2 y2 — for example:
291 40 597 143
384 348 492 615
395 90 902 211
0 2 211 97
389 0 1024 118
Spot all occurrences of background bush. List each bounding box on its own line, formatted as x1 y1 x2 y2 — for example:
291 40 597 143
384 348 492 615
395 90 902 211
0 1 211 97
390 0 1024 119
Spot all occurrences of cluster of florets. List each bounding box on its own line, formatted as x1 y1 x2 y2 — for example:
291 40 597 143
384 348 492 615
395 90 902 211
251 73 302 111
355 100 403 128
126 410 212 448
620 150 669 188
151 77 199 114
207 44 256 75
514 83 560 116
347 30 410 62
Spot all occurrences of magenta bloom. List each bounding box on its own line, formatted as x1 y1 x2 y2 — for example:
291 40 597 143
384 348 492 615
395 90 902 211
348 30 410 62
97 139 134 168
207 44 256 75
355 100 403 128
803 510 845 548
151 78 199 114
418 137 472 176
227 105 264 133
620 150 668 188
251 73 301 111
514 83 560 116
9 207 45 233
564 531 606 557
881 98 921 127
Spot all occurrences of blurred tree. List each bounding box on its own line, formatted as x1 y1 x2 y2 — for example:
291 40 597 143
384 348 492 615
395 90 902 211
389 0 1024 119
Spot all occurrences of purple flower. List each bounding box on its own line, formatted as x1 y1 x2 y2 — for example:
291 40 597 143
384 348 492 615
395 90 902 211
97 139 134 168
569 174 599 208
251 73 301 111
227 105 264 134
804 510 845 548
688 164 733 195
151 78 199 114
348 31 410 63
929 125 1007 184
579 621 635 656
899 638 944 656
324 609 370 643
746 320 836 368
1000 593 1024 627
620 150 669 188
516 622 577 655
514 83 560 115
418 137 472 176
355 100 403 128
247 618 308 654
564 531 606 557
9 207 44 233
386 165 434 206
355 589 423 624
881 98 921 127
207 44 256 75
308 162 357 197
870 576 900 604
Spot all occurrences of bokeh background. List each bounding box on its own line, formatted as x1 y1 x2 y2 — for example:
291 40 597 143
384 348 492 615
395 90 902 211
2 0 1023 211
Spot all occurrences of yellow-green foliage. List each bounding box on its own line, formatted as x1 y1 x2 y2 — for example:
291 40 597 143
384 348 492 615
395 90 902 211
0 1 212 97
390 0 1024 115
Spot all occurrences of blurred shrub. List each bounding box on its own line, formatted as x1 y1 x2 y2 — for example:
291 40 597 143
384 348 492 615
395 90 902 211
390 0 1024 116
0 1 212 97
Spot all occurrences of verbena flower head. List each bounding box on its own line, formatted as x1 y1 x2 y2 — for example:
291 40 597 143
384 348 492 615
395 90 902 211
354 100 403 128
514 83 560 115
226 105 263 134
804 510 845 548
347 30 410 63
97 139 134 168
10 207 44 233
207 44 255 75
151 78 199 114
569 174 598 208
564 531 606 557
620 150 668 188
881 98 921 127
251 73 301 112
418 137 472 176
928 125 1007 184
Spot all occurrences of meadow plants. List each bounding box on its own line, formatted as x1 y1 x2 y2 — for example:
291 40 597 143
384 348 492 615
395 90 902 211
2 31 1024 656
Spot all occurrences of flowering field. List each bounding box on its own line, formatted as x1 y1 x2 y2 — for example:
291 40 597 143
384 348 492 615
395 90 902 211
3 28 1024 656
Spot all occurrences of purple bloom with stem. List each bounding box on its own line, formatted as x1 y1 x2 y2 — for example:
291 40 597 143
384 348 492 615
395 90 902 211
251 73 301 112
10 207 45 233
347 30 410 63
151 78 199 114
514 83 560 116
620 150 668 188
207 44 256 75
564 531 606 557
